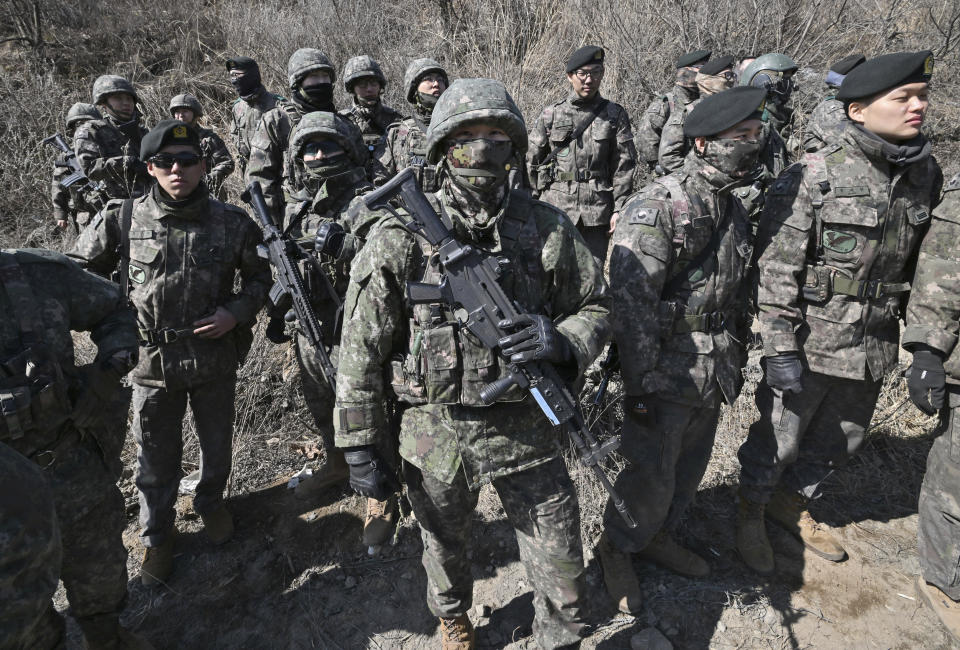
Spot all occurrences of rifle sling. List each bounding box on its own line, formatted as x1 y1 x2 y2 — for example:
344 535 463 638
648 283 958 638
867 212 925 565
119 198 134 298
539 98 609 169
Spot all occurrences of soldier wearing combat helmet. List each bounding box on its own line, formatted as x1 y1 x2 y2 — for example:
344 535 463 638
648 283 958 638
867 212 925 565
335 78 610 649
339 55 403 160
51 102 101 231
736 51 942 575
169 93 235 198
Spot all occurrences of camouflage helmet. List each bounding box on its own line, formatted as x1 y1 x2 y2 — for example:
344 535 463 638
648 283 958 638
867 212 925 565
739 53 799 87
287 48 337 89
168 93 204 118
425 78 527 164
343 55 387 92
289 111 365 166
404 58 448 103
91 75 138 105
65 102 101 128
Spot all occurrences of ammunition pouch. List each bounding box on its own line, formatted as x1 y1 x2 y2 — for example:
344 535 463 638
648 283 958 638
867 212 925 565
802 266 910 303
0 346 72 445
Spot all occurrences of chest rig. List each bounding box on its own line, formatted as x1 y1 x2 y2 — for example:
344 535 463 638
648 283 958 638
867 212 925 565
402 119 438 192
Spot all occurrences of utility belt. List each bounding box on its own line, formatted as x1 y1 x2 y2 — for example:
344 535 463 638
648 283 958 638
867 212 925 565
672 310 727 334
138 326 196 346
546 168 604 183
0 347 73 445
801 266 910 302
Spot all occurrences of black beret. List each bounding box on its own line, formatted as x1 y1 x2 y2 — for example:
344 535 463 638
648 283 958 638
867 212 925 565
684 86 767 137
676 49 711 68
566 45 604 73
140 119 201 160
226 56 258 72
837 50 933 101
830 53 865 75
700 55 735 76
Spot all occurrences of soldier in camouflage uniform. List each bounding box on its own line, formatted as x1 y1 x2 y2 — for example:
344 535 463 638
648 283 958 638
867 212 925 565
335 78 609 649
247 48 368 223
51 102 102 231
0 441 62 649
169 93 235 199
657 55 737 174
635 49 710 172
0 247 145 648
339 55 403 161
528 45 637 265
377 57 449 190
227 56 283 178
75 75 150 203
598 87 767 614
740 54 799 150
736 51 942 575
902 171 960 642
803 54 866 153
71 121 271 587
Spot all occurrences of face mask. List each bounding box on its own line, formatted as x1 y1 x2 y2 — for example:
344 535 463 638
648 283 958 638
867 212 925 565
445 138 514 191
676 67 699 88
696 72 734 96
299 83 334 108
417 91 440 110
231 70 261 97
699 138 763 178
304 152 352 179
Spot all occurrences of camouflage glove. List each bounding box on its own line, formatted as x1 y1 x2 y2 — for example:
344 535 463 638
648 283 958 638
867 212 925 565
907 347 946 416
625 394 657 428
497 314 572 365
71 355 132 429
763 352 803 394
343 446 401 501
315 222 346 258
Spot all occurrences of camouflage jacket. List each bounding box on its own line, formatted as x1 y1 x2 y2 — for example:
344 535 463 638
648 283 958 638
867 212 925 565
610 158 753 406
803 95 846 153
376 110 433 189
231 86 282 174
51 157 72 223
74 117 150 200
903 173 960 383
756 126 942 381
0 248 138 453
339 100 404 159
657 98 697 174
527 92 637 227
70 186 271 389
334 186 610 488
196 126 235 194
635 85 699 167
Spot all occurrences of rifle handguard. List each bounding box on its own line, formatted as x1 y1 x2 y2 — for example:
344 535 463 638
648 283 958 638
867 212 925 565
479 374 517 405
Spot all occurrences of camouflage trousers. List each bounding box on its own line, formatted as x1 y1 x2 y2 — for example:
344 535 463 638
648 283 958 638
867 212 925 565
0 442 63 650
918 389 960 601
295 332 338 458
404 457 586 649
604 398 721 553
132 378 236 547
738 369 881 503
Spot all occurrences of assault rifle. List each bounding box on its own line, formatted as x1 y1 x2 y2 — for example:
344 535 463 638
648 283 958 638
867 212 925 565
363 168 636 528
242 181 337 392
43 133 106 212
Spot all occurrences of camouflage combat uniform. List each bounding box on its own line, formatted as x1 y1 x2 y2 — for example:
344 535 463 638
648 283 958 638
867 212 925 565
902 172 960 601
377 111 434 188
231 86 282 177
74 115 150 202
803 91 847 153
0 248 139 646
738 125 942 503
606 152 753 552
71 186 270 547
636 83 699 170
340 101 403 160
196 126 235 197
335 181 609 647
527 91 637 263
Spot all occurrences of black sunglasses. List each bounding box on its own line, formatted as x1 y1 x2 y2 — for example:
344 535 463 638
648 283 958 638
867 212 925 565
149 152 201 169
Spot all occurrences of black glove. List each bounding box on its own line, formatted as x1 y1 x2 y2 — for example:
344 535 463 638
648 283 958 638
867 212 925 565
343 446 401 501
625 394 657 428
315 222 346 258
907 347 946 416
497 314 572 365
72 358 129 429
764 352 803 394
265 313 291 344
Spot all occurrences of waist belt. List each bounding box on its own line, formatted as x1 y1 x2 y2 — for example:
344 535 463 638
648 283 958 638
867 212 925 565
673 310 726 334
830 276 911 300
553 169 603 182
138 326 196 346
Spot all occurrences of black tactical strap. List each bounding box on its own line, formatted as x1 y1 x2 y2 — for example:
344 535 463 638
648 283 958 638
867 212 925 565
539 99 609 170
658 178 727 298
0 254 42 348
119 198 134 298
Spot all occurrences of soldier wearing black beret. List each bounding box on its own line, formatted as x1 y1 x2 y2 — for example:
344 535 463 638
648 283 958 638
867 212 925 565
804 52 867 152
597 87 767 613
737 50 942 576
528 43 637 265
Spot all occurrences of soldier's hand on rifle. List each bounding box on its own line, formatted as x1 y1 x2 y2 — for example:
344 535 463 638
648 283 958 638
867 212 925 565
763 352 803 394
497 314 572 365
343 446 400 501
625 394 657 428
907 346 946 416
315 222 346 258
193 307 238 339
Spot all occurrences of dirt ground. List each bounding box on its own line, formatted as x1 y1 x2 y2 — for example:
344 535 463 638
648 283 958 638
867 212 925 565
53 346 960 650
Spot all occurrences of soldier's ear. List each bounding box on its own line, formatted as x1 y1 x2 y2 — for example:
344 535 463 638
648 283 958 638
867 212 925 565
846 100 867 125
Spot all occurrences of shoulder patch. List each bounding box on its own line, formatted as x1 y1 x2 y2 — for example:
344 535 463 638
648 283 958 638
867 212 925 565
628 207 659 226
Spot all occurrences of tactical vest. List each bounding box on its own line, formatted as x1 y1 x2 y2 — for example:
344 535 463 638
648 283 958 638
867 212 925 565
0 256 73 449
402 121 438 192
388 195 544 406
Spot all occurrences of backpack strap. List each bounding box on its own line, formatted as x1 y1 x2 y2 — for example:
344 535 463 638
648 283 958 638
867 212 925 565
119 199 134 298
0 254 42 348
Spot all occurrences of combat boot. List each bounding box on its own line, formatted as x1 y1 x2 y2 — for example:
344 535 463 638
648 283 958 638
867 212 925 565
295 450 349 500
596 532 642 614
766 489 845 561
200 505 234 545
439 614 475 649
637 529 710 577
916 576 960 643
141 534 175 587
736 493 774 574
363 494 398 547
